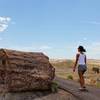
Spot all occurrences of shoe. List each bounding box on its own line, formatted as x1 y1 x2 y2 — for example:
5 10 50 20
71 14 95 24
83 86 86 88
79 87 84 90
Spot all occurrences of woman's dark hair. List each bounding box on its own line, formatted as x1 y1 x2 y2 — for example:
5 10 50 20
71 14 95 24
78 46 86 52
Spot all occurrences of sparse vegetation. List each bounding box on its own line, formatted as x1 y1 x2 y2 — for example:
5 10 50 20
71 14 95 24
96 82 100 88
51 81 59 93
92 67 99 74
51 60 74 68
51 59 100 88
67 75 73 80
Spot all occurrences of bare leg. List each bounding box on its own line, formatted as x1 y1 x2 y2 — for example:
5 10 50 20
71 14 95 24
78 71 85 88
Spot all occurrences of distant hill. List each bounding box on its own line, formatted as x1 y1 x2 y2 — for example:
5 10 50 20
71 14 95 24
50 59 74 68
50 59 100 68
88 59 100 65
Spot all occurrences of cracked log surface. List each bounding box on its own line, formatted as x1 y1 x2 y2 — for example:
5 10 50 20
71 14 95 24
0 49 55 92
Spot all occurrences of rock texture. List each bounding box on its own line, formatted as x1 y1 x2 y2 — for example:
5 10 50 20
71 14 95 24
0 89 78 100
55 77 100 100
0 49 55 92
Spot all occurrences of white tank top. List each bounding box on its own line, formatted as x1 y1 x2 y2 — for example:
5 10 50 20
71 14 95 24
78 53 86 65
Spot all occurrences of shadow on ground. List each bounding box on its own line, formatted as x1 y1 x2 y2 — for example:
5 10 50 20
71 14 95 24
0 89 77 100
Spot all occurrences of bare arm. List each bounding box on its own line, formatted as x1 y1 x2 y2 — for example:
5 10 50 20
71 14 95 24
73 54 79 72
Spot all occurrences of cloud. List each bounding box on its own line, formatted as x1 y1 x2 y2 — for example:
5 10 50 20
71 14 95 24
86 42 100 59
92 42 100 46
39 45 52 50
69 41 100 59
0 24 8 32
0 16 11 32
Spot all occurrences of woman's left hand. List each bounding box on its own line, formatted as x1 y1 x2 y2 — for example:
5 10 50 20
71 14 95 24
73 67 76 72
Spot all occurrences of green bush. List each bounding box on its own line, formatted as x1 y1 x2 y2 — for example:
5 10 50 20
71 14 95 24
67 75 73 80
51 81 59 93
96 82 100 88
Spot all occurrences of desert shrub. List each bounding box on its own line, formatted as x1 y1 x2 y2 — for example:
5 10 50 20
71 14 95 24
51 81 59 93
67 75 73 80
92 67 99 74
96 82 100 88
90 79 96 85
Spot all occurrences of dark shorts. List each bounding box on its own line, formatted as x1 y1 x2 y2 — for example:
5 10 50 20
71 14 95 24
78 65 87 74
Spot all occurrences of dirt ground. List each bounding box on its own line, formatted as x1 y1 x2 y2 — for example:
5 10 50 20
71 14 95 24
53 62 100 87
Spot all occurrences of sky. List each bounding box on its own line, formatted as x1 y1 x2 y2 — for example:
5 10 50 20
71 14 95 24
0 0 100 59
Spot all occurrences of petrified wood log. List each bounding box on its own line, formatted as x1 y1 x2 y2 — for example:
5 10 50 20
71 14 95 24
0 49 55 92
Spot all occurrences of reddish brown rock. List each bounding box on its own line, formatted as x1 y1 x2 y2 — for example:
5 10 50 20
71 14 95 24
0 49 55 92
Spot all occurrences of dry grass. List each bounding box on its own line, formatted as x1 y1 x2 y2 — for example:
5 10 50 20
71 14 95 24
51 59 100 88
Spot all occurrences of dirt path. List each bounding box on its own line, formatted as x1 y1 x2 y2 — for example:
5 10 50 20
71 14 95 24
55 77 100 100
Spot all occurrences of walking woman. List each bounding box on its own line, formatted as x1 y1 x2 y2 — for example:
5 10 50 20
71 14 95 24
73 46 87 90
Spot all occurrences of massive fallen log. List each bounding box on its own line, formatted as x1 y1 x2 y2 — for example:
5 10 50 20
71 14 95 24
0 49 55 92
